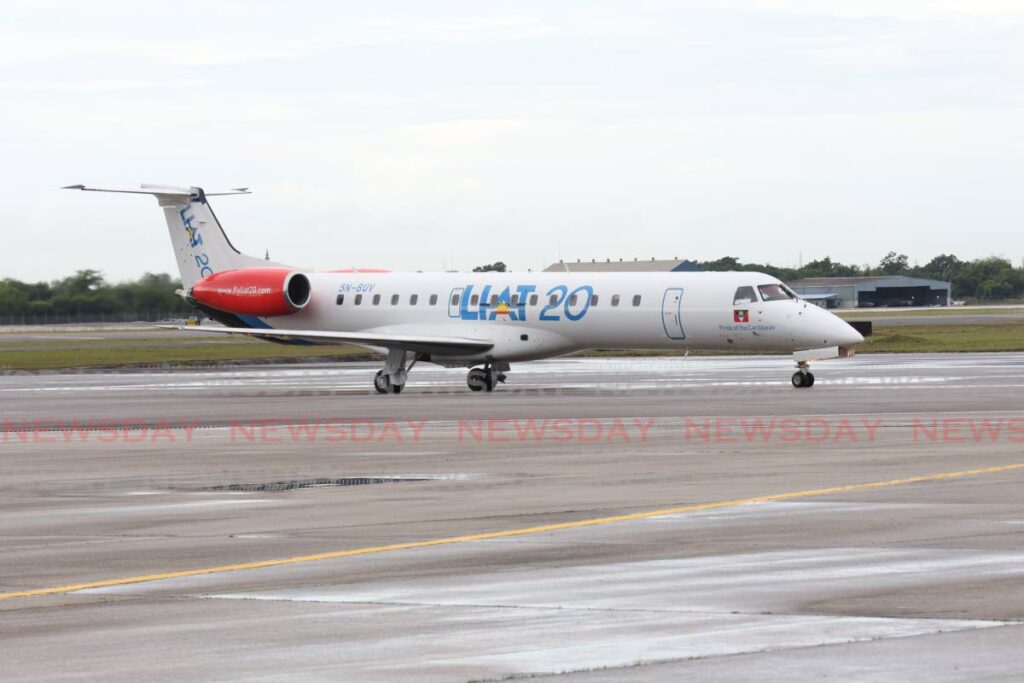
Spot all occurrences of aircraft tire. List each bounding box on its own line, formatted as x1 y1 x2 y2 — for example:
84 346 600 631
374 370 390 394
791 371 815 388
467 368 487 392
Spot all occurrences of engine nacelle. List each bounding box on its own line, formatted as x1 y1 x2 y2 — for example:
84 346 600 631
189 268 311 317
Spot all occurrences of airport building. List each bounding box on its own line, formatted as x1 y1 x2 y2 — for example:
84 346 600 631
544 261 952 310
544 258 701 272
787 276 952 309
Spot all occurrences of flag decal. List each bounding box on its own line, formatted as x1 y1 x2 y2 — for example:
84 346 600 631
734 309 750 323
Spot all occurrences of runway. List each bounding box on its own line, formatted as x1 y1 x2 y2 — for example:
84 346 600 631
1 354 1023 681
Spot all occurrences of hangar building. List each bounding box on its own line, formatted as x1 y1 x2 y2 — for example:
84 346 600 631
787 276 952 309
544 258 701 272
543 262 951 310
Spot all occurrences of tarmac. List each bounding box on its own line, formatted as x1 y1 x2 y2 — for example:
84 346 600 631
1 353 1022 681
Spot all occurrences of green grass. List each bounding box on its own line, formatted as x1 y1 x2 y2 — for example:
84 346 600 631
857 323 1024 353
0 336 251 349
0 340 369 370
838 307 1021 319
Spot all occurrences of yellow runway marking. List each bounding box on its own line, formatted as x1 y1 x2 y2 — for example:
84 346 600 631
2 462 1022 601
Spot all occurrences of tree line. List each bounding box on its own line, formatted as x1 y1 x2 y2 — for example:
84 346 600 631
699 252 1024 301
1 252 1022 318
0 271 192 317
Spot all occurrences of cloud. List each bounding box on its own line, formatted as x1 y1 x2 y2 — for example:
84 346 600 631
0 1 1022 280
709 0 1024 21
0 79 212 92
0 36 323 67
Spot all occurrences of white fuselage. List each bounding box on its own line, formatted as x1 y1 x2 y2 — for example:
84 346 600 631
254 270 863 365
66 184 865 390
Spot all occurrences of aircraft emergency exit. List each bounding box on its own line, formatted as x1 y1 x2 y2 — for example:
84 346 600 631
65 184 863 393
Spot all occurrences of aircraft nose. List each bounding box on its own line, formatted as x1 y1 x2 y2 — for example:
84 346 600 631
835 318 864 346
796 304 864 348
823 308 863 347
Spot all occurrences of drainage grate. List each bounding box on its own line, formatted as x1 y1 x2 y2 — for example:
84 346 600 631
200 477 431 492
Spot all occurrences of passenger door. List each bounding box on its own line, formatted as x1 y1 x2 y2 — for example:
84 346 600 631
661 288 686 340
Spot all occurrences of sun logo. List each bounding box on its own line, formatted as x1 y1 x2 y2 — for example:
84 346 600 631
494 301 511 315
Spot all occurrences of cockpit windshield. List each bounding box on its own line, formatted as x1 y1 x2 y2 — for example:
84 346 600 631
733 286 757 305
758 284 797 301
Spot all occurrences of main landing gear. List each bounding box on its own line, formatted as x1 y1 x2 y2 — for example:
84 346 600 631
371 352 511 394
467 363 507 392
791 361 815 389
374 369 403 394
373 349 418 394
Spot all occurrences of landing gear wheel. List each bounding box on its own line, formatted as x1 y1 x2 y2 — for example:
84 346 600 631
469 366 507 392
791 371 815 388
467 367 489 392
374 370 403 394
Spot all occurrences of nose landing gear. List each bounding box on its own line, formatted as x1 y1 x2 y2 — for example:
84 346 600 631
467 362 508 392
791 361 815 389
791 371 815 388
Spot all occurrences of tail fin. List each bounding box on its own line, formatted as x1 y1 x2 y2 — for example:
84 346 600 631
64 184 285 288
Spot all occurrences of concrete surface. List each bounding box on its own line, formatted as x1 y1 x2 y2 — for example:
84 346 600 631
0 354 1022 681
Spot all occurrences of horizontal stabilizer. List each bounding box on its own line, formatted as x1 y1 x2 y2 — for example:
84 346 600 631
63 184 251 197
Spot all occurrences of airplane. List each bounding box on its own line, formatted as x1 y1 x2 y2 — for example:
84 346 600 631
65 184 864 393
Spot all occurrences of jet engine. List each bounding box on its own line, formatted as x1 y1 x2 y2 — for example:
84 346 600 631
188 268 311 317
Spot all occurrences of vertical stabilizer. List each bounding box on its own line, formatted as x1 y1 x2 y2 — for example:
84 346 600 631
64 184 286 288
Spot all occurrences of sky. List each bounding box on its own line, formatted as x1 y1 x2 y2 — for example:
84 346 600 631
2 0 1022 282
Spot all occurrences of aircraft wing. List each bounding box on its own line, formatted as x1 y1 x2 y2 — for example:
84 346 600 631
162 325 493 356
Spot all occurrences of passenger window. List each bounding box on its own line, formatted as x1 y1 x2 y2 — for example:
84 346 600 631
390 294 399 305
549 294 558 305
451 293 460 306
470 293 480 305
511 294 520 306
336 294 344 306
355 294 363 305
490 295 498 306
372 294 381 305
611 294 620 307
591 294 599 306
429 294 438 305
529 294 538 306
733 286 757 305
632 295 642 307
758 284 795 302
410 294 418 305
